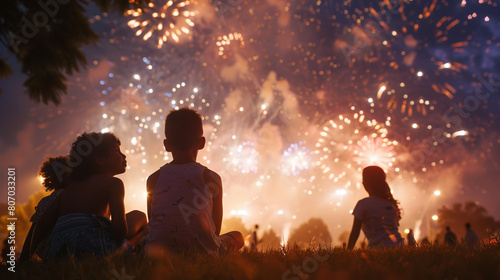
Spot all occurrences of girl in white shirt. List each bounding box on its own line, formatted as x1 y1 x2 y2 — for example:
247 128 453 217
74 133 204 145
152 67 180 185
347 166 404 249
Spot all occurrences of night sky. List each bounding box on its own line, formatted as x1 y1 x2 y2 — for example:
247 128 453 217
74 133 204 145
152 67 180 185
1 0 499 241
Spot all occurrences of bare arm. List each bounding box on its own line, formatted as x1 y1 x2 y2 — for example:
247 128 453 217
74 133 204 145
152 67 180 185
146 170 160 220
108 178 127 241
347 217 362 250
204 169 223 236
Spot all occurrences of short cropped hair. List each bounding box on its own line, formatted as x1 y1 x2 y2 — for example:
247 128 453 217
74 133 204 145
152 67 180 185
68 132 121 181
164 108 203 150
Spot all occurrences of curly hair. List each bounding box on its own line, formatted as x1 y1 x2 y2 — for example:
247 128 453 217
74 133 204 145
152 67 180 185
67 132 121 181
39 156 70 191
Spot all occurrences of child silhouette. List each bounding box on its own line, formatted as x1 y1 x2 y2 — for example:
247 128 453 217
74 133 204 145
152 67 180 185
32 132 147 259
20 156 69 262
146 108 244 255
347 166 404 249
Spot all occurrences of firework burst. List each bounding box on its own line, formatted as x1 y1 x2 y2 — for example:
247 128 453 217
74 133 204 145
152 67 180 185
352 135 396 169
314 108 399 190
216 32 245 58
281 142 311 176
331 0 483 120
223 141 260 174
126 0 196 47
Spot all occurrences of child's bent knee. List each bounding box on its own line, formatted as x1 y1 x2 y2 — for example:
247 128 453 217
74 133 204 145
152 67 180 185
127 210 147 221
126 210 148 231
127 210 145 216
225 231 245 250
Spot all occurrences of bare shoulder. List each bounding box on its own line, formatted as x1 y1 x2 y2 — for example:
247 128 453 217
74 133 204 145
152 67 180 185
88 175 124 195
147 169 161 192
96 175 123 185
203 168 222 185
103 176 125 194
203 168 222 196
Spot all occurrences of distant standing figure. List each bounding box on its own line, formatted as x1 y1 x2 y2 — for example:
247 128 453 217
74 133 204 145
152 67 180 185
251 224 259 251
464 222 479 248
444 226 457 247
347 166 404 249
407 229 417 247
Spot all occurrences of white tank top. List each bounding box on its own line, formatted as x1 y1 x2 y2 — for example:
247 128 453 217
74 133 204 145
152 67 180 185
147 162 221 254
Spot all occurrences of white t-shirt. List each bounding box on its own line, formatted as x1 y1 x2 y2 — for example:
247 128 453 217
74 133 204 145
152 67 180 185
352 196 404 248
147 162 222 254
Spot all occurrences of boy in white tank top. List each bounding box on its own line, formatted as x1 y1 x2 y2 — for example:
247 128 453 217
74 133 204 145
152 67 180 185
146 108 244 255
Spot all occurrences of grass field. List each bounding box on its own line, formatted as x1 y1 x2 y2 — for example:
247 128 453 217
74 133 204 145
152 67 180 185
2 244 499 280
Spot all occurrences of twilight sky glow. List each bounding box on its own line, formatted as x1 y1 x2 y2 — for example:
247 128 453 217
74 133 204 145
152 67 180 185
1 0 499 242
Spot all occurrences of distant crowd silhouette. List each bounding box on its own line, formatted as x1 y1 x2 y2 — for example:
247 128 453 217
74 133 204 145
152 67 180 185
9 108 486 263
443 223 480 249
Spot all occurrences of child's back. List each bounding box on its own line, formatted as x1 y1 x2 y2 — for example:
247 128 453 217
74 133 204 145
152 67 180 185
58 174 122 218
348 166 404 249
148 162 221 254
352 196 402 247
146 108 243 255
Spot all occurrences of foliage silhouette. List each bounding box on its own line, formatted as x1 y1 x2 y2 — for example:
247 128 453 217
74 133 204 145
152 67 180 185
259 228 281 250
0 0 148 104
288 217 332 248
